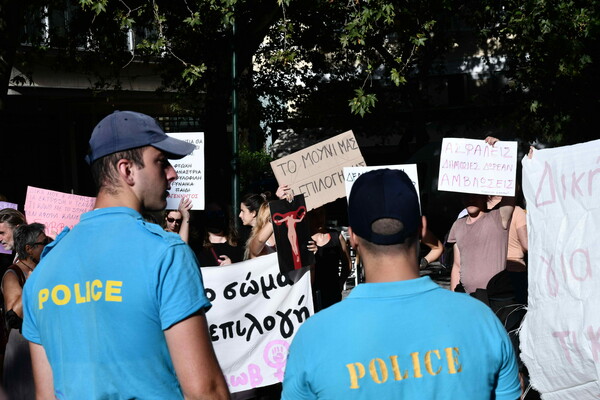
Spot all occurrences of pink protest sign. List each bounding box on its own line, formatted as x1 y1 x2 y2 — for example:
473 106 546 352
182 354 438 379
24 187 96 236
438 138 518 196
0 201 19 254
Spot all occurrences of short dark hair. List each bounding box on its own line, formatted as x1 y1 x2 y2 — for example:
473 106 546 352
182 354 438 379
0 208 26 228
357 218 419 254
14 222 46 260
90 147 147 193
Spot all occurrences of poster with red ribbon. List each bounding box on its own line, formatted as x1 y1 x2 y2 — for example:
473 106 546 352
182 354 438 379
270 195 315 274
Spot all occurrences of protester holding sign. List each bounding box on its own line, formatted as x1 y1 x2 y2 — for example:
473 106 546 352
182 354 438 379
244 200 277 259
307 206 351 311
241 185 293 260
447 137 516 294
282 169 520 399
163 196 193 243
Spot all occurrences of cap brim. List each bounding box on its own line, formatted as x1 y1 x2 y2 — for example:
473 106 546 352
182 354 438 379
152 136 196 160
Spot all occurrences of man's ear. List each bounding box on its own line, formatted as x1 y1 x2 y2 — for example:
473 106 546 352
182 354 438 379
25 244 34 258
116 159 135 187
348 227 358 250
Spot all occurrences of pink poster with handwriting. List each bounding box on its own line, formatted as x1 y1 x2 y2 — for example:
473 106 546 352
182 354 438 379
24 187 96 236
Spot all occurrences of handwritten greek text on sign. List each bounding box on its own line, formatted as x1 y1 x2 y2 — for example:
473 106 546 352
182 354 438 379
520 139 600 400
24 187 95 237
166 132 205 210
271 131 365 211
438 138 518 196
202 253 313 393
343 164 421 206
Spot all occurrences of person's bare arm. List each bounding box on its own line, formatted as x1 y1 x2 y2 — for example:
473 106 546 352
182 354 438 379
178 197 193 244
165 312 230 400
30 342 55 399
450 244 461 291
421 228 444 265
2 272 24 318
496 196 515 229
248 223 274 258
517 225 528 252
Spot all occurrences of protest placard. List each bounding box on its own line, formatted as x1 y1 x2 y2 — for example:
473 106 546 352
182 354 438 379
271 131 366 210
438 138 518 196
270 195 315 273
520 139 600 400
0 201 19 254
166 132 204 210
343 164 421 205
202 253 313 393
24 187 95 236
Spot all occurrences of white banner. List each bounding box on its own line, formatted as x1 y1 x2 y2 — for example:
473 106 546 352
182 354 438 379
343 164 420 205
201 253 313 393
438 138 518 196
166 132 204 210
520 139 600 399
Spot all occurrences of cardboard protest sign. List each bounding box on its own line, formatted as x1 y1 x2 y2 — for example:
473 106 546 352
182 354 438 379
343 164 421 206
24 187 95 236
269 195 315 274
520 139 600 400
166 132 204 210
0 201 18 254
438 138 518 196
201 253 313 393
271 131 366 210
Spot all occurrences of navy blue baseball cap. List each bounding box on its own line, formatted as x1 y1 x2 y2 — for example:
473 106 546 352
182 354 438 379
348 169 421 245
85 111 195 164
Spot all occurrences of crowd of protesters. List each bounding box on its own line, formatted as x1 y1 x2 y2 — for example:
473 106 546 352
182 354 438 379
0 111 533 400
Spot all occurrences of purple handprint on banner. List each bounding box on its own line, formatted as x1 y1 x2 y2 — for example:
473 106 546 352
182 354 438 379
263 340 290 382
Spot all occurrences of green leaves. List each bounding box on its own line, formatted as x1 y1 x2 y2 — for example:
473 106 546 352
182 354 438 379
79 0 108 15
184 12 202 28
349 88 377 117
390 68 407 86
182 64 208 85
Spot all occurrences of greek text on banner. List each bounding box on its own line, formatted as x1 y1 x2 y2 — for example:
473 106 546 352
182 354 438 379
201 253 314 393
520 139 600 400
271 131 365 211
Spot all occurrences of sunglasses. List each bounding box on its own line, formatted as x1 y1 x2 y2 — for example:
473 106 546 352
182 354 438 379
166 217 183 224
31 237 52 247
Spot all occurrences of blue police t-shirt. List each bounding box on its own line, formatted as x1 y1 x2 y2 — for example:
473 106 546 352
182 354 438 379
282 277 520 400
23 207 210 399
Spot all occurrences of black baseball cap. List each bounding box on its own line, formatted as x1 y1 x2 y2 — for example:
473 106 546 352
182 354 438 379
85 111 195 164
348 169 421 245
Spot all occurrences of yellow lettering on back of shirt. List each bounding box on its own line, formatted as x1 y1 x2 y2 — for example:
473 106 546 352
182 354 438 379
51 285 71 306
346 362 365 389
105 281 123 302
